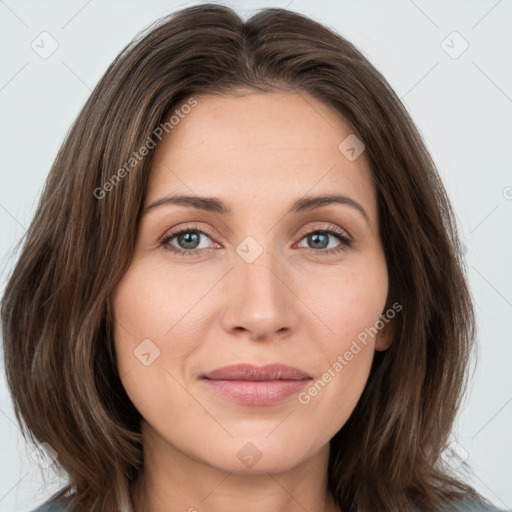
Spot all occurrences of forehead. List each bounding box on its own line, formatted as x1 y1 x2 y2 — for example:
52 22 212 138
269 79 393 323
146 91 376 219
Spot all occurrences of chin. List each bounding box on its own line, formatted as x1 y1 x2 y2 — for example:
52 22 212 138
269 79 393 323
199 435 321 475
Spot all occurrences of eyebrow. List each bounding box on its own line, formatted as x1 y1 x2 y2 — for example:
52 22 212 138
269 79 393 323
145 193 371 226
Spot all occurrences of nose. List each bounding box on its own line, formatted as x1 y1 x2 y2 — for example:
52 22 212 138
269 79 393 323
220 247 299 342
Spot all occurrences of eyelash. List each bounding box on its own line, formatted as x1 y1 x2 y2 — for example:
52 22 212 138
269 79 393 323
159 223 352 257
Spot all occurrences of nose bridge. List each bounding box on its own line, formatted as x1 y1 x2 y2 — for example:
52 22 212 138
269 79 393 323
235 238 286 312
238 242 281 301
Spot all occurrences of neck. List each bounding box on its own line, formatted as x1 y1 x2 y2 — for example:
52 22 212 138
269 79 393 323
130 425 341 512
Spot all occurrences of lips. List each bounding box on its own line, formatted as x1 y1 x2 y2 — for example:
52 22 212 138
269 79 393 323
200 363 312 405
201 363 312 381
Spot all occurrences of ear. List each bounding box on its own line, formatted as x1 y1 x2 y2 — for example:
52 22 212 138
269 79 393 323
375 297 402 351
375 319 394 351
375 295 403 351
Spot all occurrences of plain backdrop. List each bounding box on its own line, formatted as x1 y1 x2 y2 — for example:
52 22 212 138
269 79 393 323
0 1 511 511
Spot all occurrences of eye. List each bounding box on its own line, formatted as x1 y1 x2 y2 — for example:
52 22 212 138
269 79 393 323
159 223 351 257
159 224 219 257
296 225 351 255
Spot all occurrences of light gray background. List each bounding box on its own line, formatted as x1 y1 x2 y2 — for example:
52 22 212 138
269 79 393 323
1 1 511 511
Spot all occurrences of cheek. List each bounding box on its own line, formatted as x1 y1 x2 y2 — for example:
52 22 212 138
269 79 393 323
294 255 387 426
110 264 197 429
307 256 389 349
297 319 377 446
110 258 216 415
110 259 208 354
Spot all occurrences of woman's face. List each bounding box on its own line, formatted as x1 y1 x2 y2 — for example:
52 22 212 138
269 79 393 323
111 91 392 475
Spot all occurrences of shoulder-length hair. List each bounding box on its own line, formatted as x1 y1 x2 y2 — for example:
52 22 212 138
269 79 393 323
2 4 488 511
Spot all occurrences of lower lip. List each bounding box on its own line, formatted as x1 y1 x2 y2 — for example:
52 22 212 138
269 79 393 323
202 379 310 405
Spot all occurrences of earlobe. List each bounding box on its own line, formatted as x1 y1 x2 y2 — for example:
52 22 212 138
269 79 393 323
375 320 395 351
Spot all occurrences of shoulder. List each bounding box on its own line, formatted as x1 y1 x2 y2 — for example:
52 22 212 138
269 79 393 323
31 498 69 512
441 499 507 511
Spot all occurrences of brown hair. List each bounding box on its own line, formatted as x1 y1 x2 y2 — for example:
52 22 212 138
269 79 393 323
1 3 490 511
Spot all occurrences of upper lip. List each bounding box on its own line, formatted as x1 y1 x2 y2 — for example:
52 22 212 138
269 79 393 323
201 363 312 381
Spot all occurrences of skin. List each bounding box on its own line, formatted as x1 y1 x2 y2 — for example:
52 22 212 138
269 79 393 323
111 90 393 512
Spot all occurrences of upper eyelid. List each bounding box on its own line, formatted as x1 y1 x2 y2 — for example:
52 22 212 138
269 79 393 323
164 223 216 240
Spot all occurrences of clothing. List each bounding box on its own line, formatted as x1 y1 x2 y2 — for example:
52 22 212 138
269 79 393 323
31 498 132 512
442 502 508 512
31 501 67 512
31 497 507 512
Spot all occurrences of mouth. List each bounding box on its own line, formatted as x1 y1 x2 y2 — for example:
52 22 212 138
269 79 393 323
200 363 312 405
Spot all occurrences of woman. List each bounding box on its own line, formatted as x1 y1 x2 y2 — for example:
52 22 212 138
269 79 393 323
1 3 504 512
